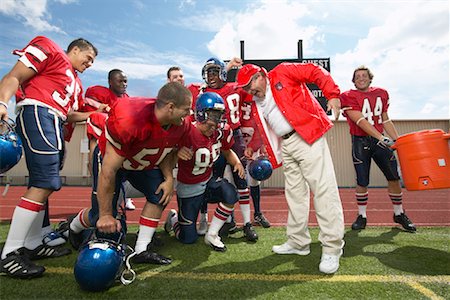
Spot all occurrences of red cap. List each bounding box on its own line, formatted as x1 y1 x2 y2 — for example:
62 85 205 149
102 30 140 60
236 64 266 88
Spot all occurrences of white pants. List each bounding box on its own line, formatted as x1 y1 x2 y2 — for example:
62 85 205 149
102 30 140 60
282 134 344 255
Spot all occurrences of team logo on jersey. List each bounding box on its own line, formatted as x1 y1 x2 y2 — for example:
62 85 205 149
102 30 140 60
275 82 283 90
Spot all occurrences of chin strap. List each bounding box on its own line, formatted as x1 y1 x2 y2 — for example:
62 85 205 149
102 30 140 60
120 245 137 285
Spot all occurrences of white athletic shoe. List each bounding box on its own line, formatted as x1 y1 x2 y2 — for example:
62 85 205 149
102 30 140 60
319 250 343 274
272 242 310 255
164 209 177 233
204 233 226 252
125 198 136 210
197 218 208 236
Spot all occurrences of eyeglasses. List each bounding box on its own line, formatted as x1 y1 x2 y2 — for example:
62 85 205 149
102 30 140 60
243 74 260 93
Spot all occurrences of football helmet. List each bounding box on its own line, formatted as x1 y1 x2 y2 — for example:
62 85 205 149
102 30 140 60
249 156 273 181
202 57 227 82
74 232 136 291
0 119 23 174
195 92 226 124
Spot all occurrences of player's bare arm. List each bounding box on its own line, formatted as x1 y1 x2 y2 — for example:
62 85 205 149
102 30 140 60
346 109 384 140
380 112 399 140
96 140 125 233
155 151 176 206
66 104 109 123
223 149 245 179
177 146 194 161
0 61 36 120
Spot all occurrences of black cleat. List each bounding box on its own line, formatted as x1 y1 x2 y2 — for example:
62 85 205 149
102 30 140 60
68 228 84 250
254 212 271 228
0 248 45 279
132 244 172 265
24 244 72 260
218 220 239 238
243 222 258 242
351 215 367 230
394 213 417 232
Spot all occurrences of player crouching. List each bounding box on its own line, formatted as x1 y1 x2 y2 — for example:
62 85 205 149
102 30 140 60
164 92 245 251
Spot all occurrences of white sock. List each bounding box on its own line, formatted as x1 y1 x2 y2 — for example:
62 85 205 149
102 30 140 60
134 216 158 254
239 202 251 224
1 198 43 259
358 206 367 218
70 209 90 233
393 205 403 216
208 215 226 236
24 209 46 250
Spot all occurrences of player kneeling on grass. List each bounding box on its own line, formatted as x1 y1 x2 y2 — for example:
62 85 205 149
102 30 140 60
164 92 245 252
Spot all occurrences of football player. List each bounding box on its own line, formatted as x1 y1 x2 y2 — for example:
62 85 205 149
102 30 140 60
340 65 416 232
164 92 244 251
0 36 100 279
187 57 258 242
241 101 271 228
95 82 192 265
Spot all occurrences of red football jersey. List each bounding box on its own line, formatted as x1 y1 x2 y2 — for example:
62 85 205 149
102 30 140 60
13 36 83 118
99 97 191 170
188 82 251 130
81 85 128 112
86 112 108 141
340 87 389 136
177 122 234 184
240 101 263 151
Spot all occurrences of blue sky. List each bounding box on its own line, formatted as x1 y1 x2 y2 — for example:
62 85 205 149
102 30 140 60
0 0 448 119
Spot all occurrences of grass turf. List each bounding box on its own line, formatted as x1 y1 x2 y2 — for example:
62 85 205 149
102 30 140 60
0 224 448 299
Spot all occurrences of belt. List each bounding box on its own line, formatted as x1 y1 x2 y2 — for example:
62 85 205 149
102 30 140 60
281 130 296 140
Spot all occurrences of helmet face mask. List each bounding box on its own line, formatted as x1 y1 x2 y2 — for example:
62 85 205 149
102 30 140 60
195 92 225 125
0 119 23 174
202 57 227 83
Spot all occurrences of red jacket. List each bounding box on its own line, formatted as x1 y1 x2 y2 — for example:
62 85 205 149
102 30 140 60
250 63 340 168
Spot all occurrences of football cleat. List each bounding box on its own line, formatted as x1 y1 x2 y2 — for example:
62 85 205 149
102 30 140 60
0 248 45 279
131 244 172 265
243 222 258 242
394 213 416 232
254 212 271 228
164 209 177 234
24 244 72 260
351 215 367 230
204 233 226 252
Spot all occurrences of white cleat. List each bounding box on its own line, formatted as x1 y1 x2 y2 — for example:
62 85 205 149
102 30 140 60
164 209 177 234
319 250 343 274
125 198 136 210
197 218 208 236
204 232 226 252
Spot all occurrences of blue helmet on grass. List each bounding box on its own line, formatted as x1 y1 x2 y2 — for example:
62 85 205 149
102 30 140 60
74 231 135 291
0 119 23 174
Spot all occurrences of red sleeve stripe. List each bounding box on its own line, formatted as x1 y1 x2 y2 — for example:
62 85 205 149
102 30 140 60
18 197 44 212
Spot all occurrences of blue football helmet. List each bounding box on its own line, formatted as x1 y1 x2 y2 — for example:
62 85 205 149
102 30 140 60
249 157 273 181
0 119 23 174
195 92 226 124
74 232 136 292
202 57 227 82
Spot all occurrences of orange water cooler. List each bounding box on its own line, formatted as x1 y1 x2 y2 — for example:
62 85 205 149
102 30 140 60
392 129 450 191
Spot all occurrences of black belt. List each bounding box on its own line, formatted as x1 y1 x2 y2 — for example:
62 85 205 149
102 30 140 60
282 130 296 140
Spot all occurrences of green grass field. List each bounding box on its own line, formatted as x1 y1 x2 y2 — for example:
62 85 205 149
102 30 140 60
0 224 449 299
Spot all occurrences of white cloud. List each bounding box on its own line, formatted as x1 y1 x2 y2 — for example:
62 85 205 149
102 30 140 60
0 0 65 33
200 0 448 119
